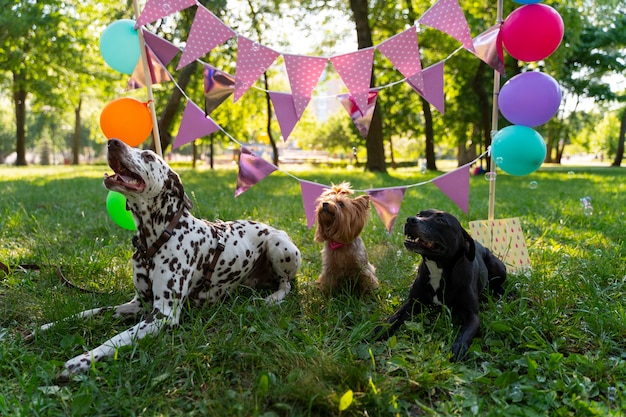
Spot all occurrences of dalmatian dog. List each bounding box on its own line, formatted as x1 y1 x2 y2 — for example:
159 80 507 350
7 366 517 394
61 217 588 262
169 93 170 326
33 138 301 381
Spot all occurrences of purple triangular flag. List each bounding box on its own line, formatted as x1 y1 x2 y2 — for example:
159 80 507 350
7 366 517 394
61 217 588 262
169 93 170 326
269 92 300 141
377 26 423 80
407 61 445 114
432 164 470 213
142 30 181 66
235 147 277 197
173 100 220 149
366 187 407 234
299 180 328 229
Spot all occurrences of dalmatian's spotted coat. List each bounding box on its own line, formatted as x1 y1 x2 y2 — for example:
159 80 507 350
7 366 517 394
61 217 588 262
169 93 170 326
36 139 301 381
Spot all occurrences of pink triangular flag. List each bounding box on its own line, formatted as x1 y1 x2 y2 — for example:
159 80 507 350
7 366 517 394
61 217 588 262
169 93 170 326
299 180 328 229
418 0 474 52
269 92 300 141
432 164 470 213
470 24 505 74
143 30 181 66
407 61 445 114
173 100 220 149
135 0 196 28
366 187 407 234
233 36 280 102
177 7 236 69
377 26 423 80
235 147 277 197
338 91 378 138
330 48 375 114
283 54 328 117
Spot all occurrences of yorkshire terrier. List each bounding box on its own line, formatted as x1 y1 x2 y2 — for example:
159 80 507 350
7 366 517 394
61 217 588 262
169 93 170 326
314 182 378 295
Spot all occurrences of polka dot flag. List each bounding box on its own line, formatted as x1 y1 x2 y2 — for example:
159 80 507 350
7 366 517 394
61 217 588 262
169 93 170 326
469 218 531 273
418 0 475 52
233 36 280 102
330 48 375 115
177 7 235 70
135 0 196 28
377 26 423 86
283 54 328 118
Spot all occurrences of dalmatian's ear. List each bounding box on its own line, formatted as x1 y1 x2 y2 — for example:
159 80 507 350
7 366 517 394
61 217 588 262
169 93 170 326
184 193 193 209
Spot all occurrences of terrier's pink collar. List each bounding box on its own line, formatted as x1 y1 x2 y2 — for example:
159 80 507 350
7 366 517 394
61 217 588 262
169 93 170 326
328 241 345 251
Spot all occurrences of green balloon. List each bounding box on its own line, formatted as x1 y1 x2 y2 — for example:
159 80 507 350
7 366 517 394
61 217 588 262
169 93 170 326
492 125 546 176
106 191 136 230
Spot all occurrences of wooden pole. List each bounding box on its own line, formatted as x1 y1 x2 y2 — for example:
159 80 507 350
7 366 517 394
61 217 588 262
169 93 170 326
488 0 504 221
132 0 163 158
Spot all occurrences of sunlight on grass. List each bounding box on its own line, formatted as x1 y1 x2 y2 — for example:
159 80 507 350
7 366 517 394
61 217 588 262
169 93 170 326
1 164 625 415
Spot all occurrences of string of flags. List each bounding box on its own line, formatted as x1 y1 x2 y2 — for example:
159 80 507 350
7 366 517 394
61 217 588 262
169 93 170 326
126 0 502 233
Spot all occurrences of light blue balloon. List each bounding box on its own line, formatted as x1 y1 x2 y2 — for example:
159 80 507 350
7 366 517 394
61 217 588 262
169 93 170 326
99 20 141 74
492 125 546 176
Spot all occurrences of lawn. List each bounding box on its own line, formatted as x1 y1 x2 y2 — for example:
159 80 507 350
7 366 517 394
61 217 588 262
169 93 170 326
0 163 624 416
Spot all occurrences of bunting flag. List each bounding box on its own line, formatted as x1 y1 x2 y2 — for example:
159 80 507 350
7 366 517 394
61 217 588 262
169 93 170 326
377 26 423 82
177 7 236 69
233 36 280 102
367 186 407 234
469 218 531 273
235 147 278 197
299 180 328 229
418 0 474 52
143 30 181 66
173 100 220 149
330 48 375 114
135 0 196 28
407 61 445 114
338 91 378 138
432 164 470 213
470 24 505 74
204 64 235 115
284 54 328 118
269 92 300 141
126 47 170 91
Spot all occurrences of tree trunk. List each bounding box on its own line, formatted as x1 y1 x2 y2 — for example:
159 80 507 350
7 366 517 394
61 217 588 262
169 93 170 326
264 73 279 166
611 107 625 167
349 0 386 173
471 62 491 168
422 97 437 171
13 71 27 166
157 61 197 154
72 97 82 165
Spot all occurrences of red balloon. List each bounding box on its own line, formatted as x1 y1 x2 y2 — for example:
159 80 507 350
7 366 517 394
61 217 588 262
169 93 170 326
501 4 564 62
100 98 152 147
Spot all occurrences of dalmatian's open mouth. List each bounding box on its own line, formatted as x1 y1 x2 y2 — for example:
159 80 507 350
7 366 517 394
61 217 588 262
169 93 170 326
104 157 146 192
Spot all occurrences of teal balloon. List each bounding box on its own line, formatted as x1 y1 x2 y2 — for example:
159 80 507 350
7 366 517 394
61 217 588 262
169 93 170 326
492 125 546 176
106 191 136 231
99 20 141 74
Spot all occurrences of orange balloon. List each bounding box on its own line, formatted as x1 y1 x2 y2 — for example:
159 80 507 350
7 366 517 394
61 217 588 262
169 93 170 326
100 98 152 147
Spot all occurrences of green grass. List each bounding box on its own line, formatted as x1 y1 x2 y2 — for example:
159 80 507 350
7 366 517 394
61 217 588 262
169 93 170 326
0 163 625 416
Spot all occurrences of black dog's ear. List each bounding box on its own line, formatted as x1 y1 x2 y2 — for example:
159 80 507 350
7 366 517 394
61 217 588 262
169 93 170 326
462 228 476 261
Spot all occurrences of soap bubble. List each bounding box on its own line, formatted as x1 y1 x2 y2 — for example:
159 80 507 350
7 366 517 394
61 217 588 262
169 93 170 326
484 172 497 182
529 180 538 189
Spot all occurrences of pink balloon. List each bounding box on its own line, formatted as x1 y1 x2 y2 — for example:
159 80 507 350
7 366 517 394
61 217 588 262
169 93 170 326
501 4 564 62
499 71 562 127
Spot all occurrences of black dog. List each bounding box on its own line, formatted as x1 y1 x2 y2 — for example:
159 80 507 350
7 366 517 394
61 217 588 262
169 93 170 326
374 209 506 361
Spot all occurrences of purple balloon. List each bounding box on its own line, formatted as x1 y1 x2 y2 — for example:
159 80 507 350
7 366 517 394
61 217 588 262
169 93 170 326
499 71 561 127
